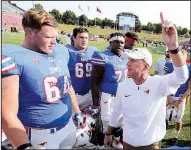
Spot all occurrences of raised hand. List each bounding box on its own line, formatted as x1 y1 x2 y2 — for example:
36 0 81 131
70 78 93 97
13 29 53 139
160 12 178 50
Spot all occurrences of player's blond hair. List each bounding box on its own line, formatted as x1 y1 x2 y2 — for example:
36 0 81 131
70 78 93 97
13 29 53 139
22 9 58 30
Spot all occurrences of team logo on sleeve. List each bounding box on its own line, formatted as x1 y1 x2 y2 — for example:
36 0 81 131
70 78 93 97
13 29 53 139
48 57 54 63
33 56 40 63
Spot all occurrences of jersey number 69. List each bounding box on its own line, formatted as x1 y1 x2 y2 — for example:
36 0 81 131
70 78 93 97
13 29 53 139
75 63 92 78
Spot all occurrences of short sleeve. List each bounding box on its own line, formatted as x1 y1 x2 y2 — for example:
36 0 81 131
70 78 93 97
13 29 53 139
91 51 106 67
1 55 19 77
164 61 174 74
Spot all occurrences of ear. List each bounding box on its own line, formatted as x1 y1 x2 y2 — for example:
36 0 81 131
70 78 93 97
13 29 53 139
72 36 76 42
143 63 150 71
25 28 33 37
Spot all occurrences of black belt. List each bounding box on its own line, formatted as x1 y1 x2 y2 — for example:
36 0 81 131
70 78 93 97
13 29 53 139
76 92 89 96
25 120 69 134
101 92 116 97
111 94 116 97
50 122 68 134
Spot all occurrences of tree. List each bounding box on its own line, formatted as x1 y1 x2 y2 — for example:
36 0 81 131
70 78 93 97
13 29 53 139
154 23 162 34
181 28 188 35
49 9 62 23
140 25 147 30
79 14 88 26
189 30 191 35
146 22 155 32
94 17 102 27
102 18 114 29
87 19 95 27
62 10 77 25
177 26 183 35
34 4 43 10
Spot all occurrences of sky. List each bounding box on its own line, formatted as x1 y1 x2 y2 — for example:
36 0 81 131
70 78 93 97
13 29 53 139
12 1 190 29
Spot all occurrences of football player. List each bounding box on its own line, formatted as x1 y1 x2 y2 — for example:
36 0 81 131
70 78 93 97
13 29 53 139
124 32 138 50
165 49 191 145
91 32 128 149
2 9 82 149
66 27 98 110
106 32 138 50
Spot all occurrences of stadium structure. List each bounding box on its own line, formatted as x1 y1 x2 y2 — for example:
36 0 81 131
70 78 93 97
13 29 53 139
116 12 140 32
2 1 25 32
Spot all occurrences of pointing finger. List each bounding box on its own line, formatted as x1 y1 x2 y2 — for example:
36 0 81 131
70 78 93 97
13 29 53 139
160 12 165 24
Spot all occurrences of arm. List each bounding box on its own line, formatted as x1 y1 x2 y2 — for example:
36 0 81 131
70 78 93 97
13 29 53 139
160 12 186 68
104 83 123 148
91 65 105 106
2 75 30 148
69 86 80 113
179 79 191 102
107 83 123 134
159 12 189 96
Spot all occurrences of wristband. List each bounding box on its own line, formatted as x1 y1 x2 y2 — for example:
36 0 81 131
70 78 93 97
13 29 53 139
169 46 181 54
17 143 33 149
104 132 112 136
75 112 81 116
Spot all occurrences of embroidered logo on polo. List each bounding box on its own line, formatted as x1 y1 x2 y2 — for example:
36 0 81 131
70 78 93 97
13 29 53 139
38 141 47 147
144 89 150 94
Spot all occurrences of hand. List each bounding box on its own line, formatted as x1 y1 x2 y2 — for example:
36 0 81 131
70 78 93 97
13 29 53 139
160 12 178 50
173 101 180 109
87 105 100 118
74 112 83 128
178 95 184 102
167 95 174 104
104 135 112 148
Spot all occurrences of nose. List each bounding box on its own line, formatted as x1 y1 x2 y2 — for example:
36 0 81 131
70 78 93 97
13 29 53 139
127 59 133 67
51 37 56 44
127 61 131 67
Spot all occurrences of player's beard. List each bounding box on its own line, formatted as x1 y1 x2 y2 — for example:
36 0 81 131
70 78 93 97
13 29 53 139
113 49 122 57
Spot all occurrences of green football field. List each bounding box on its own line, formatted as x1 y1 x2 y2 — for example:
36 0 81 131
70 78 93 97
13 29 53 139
2 32 190 148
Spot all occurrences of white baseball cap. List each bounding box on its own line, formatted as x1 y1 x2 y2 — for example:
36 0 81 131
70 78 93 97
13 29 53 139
125 48 153 67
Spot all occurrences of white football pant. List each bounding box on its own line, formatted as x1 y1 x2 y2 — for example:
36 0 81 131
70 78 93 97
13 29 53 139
100 92 123 132
76 91 92 110
170 96 186 123
26 117 76 149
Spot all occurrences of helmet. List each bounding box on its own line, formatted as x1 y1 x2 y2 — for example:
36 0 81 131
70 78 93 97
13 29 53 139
166 104 179 121
73 106 97 149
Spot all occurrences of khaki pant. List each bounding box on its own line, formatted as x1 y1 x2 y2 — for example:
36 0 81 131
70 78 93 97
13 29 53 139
123 141 160 150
